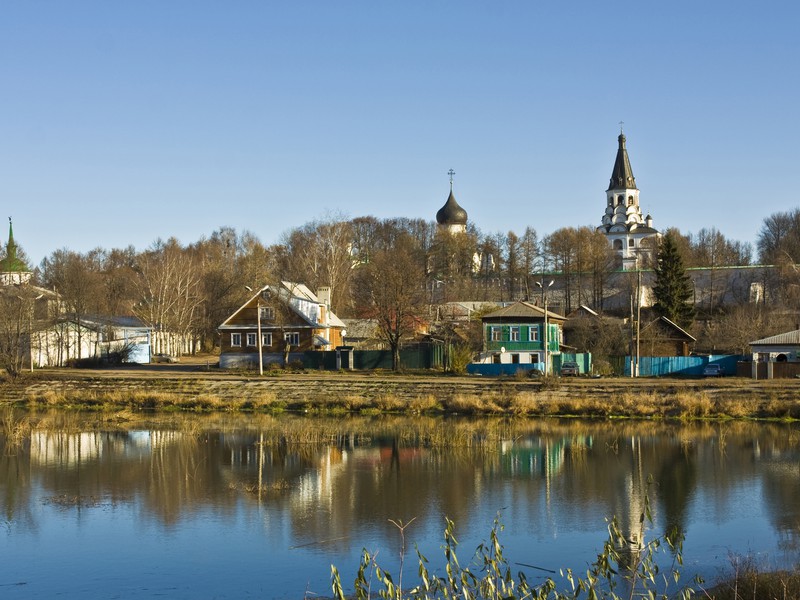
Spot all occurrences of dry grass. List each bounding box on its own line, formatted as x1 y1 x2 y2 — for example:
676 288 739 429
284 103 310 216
446 393 504 414
707 553 800 600
1 410 32 453
674 390 714 418
10 374 800 421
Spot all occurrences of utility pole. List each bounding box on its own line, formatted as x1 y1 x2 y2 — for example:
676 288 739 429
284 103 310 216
636 269 641 378
536 279 554 374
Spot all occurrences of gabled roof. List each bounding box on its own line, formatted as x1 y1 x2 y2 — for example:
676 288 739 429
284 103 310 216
567 304 599 318
282 281 317 302
607 133 638 191
219 281 345 330
642 316 696 341
750 329 800 346
482 301 566 323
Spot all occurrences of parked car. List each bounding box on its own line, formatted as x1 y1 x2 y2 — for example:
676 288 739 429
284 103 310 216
152 353 180 364
703 364 724 377
560 361 580 376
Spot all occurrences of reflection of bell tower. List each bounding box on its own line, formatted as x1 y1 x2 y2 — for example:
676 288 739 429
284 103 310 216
436 169 468 235
597 129 659 270
615 436 646 573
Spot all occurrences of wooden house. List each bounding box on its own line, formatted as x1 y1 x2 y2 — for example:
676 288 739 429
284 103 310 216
638 316 695 357
472 301 566 372
218 282 346 369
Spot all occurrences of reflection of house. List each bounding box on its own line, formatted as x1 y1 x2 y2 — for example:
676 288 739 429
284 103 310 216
473 301 565 371
639 316 695 357
218 281 346 369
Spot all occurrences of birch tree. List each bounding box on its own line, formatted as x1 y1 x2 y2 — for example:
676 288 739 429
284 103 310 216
133 239 203 356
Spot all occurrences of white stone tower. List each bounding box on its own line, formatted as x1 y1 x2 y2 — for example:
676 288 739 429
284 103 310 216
597 132 659 269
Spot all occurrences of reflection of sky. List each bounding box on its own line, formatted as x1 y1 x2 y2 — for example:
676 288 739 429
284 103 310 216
2 420 799 599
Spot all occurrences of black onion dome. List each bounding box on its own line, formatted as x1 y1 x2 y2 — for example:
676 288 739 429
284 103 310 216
436 189 468 225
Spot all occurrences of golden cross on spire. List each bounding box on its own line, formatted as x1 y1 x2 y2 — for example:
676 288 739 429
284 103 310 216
447 169 455 186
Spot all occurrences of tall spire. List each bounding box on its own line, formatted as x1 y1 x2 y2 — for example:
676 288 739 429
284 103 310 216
7 217 16 261
0 217 29 275
607 133 637 191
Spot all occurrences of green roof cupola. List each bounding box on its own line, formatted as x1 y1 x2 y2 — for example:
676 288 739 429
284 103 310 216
0 218 32 284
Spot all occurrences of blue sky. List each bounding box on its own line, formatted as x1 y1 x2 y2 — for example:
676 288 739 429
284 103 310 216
1 1 798 265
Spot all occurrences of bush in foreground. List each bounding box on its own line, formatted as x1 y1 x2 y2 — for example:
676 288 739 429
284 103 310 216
331 504 696 600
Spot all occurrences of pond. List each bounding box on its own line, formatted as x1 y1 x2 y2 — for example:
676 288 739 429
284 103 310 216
1 411 799 599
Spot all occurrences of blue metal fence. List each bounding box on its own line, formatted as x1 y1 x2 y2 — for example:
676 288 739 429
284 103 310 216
624 355 745 377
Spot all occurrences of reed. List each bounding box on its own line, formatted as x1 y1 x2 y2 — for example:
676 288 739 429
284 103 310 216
9 375 800 422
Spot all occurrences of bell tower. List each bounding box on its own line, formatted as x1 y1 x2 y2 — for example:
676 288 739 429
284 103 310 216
597 129 658 269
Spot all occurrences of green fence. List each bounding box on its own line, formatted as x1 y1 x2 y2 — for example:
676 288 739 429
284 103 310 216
552 353 592 375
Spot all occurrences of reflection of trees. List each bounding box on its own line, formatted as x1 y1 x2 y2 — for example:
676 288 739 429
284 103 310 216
0 412 798 556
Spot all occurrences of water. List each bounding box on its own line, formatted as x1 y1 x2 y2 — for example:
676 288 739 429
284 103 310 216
1 411 798 599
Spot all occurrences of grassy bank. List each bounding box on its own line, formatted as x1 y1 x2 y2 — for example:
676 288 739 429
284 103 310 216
2 368 800 420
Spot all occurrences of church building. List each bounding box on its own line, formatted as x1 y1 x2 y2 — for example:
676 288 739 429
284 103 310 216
597 132 659 269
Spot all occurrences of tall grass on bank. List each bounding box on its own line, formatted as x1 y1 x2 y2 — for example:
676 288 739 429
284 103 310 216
330 513 800 600
1 408 31 454
331 503 696 600
16 381 800 420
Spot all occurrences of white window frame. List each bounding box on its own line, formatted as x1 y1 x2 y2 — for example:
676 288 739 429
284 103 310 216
262 332 272 347
231 333 241 347
260 306 275 321
490 326 502 342
246 333 257 347
509 326 520 342
528 327 539 342
284 332 300 346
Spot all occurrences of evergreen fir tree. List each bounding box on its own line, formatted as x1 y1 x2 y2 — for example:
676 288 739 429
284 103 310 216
652 232 695 328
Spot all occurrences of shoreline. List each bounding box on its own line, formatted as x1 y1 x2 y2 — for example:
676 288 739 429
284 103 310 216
2 366 800 420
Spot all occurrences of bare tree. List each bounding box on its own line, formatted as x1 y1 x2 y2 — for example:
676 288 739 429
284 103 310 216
757 208 800 265
276 215 355 314
0 289 39 377
354 234 426 370
520 226 540 300
698 303 792 355
133 239 203 356
39 249 105 359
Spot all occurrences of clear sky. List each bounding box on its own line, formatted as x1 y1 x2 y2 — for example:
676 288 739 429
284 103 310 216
2 1 798 266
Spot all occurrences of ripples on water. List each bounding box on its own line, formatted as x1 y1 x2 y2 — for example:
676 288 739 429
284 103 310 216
1 411 799 599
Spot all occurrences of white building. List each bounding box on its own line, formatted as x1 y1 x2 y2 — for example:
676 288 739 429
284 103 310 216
597 133 659 270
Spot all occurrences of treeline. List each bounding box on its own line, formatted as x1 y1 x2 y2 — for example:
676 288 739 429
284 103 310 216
9 208 798 354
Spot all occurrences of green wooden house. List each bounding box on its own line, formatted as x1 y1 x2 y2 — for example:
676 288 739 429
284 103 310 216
475 301 566 373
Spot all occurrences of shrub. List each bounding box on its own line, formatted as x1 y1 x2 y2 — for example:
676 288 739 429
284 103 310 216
331 500 697 600
447 344 474 375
